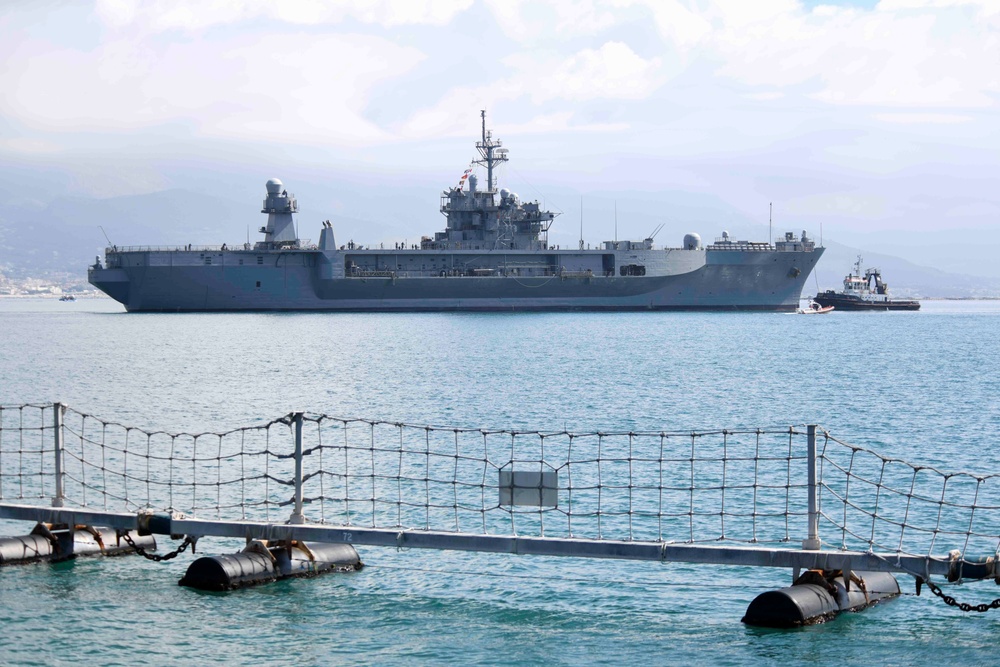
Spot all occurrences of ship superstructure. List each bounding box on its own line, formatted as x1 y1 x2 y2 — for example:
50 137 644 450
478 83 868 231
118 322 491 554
89 112 824 312
431 110 554 253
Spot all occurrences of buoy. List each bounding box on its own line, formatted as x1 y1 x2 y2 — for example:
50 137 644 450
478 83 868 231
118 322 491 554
946 552 998 582
0 534 55 564
0 523 156 565
742 570 900 628
179 540 362 591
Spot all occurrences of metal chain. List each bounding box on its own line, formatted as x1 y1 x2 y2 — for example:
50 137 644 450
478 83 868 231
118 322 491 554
120 531 195 562
925 579 1000 613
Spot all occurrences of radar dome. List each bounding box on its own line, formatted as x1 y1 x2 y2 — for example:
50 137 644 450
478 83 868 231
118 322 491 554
683 233 702 250
721 230 730 240
266 178 283 195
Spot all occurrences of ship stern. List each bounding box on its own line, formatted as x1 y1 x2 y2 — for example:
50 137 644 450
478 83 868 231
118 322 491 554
88 264 131 308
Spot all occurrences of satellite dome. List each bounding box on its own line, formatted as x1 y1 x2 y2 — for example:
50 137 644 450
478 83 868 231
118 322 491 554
500 188 511 200
266 178 283 195
721 230 730 240
683 233 702 250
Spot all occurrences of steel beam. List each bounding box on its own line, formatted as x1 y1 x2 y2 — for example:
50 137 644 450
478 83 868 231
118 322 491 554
0 502 953 577
0 503 140 530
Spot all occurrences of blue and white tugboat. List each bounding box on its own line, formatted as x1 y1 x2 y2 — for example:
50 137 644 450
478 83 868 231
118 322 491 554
814 256 920 311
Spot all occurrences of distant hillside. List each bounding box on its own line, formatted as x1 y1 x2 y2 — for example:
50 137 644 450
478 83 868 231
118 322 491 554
811 241 1000 298
0 189 244 278
843 228 1000 281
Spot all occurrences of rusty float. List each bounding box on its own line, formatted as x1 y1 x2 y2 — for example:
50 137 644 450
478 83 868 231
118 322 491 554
0 522 156 565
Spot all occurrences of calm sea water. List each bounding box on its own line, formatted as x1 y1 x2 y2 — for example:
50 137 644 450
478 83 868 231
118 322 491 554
1 298 999 665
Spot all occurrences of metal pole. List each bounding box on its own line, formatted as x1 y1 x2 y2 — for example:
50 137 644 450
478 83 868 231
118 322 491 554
52 402 65 508
289 412 305 524
802 424 821 550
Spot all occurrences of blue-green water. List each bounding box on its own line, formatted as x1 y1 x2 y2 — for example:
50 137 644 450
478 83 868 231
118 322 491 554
1 298 999 665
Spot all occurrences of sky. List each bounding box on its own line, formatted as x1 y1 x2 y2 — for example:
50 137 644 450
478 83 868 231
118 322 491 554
1 0 998 264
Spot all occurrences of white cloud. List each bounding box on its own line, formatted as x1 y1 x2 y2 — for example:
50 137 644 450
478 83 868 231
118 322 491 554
873 112 973 123
877 0 1000 14
693 0 1000 109
494 111 629 135
2 0 998 161
480 0 999 113
516 42 663 104
400 42 662 137
643 0 714 52
95 0 474 31
94 0 140 27
5 31 424 146
482 0 621 42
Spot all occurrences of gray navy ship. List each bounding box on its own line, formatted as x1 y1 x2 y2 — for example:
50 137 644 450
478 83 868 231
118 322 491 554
89 112 824 312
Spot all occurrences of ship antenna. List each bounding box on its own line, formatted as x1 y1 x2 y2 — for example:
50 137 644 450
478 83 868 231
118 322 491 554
98 225 113 246
614 200 618 243
769 202 772 245
579 196 584 250
474 109 507 193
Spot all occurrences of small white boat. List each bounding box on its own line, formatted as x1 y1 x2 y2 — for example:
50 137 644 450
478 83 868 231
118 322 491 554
798 301 833 314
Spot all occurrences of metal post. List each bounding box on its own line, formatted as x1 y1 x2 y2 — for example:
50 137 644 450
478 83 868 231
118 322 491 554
802 424 821 550
288 412 305 525
52 402 65 508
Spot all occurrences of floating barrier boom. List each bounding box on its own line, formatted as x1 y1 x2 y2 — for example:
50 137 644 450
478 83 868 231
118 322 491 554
2 403 999 621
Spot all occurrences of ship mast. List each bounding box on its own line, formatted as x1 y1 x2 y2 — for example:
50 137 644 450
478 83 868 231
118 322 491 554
474 109 507 193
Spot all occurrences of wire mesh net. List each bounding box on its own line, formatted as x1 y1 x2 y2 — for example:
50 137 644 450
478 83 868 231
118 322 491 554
818 430 1000 561
300 416 805 545
0 404 56 502
2 404 999 564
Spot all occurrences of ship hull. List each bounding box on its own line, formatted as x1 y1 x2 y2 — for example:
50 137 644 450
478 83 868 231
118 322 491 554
89 247 824 312
813 292 919 311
